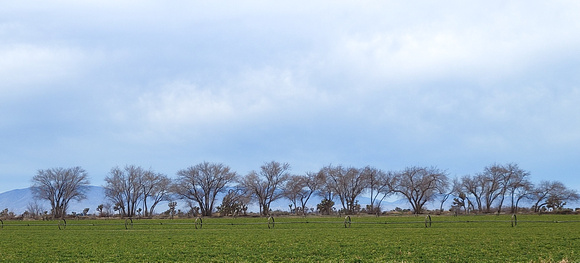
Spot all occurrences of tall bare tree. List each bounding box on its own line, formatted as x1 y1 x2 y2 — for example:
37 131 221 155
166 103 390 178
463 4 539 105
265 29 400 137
104 165 144 217
174 162 237 216
531 181 580 212
321 165 369 215
439 177 461 214
282 172 323 215
282 175 305 214
141 171 171 217
486 163 527 214
362 166 393 215
31 166 90 219
317 169 334 201
501 163 532 213
391 166 449 214
240 161 290 216
512 179 533 213
460 174 485 213
479 164 505 213
460 163 535 214
298 171 324 215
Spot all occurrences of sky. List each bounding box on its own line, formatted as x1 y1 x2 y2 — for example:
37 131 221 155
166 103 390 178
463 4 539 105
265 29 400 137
1 1 580 194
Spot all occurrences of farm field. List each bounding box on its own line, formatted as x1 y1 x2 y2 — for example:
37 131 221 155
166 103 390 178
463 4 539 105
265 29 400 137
1 214 579 262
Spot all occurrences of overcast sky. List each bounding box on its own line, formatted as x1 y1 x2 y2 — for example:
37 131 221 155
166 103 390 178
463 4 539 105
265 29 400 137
2 1 580 193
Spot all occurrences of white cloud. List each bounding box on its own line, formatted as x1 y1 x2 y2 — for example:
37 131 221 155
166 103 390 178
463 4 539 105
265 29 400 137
2 0 580 192
0 44 86 92
329 1 580 83
137 82 235 127
113 68 332 141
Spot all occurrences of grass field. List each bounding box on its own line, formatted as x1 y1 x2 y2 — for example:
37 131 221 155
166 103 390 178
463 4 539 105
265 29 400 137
1 214 579 262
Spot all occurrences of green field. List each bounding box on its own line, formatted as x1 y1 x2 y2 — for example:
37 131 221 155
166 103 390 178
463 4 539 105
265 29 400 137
1 214 579 262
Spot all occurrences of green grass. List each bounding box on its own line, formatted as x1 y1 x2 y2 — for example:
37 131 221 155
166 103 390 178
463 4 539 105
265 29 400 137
1 214 579 262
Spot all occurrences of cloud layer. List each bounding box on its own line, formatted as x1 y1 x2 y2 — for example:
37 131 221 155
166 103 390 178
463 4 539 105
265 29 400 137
2 1 580 192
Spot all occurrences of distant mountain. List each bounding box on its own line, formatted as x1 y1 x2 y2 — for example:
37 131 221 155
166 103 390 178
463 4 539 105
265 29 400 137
0 186 416 216
5 186 575 216
0 186 108 215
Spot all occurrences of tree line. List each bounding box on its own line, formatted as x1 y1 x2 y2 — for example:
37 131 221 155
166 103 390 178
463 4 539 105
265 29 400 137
28 161 579 219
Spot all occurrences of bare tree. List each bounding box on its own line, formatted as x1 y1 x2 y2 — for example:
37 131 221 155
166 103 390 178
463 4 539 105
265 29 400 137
460 174 484 213
31 167 90 219
26 201 45 219
281 172 322 215
174 162 237 216
439 177 461 214
141 171 171 217
239 161 290 216
501 163 532 213
298 172 324 215
531 181 580 212
321 165 369 215
512 180 533 213
488 163 529 214
282 175 305 214
104 165 144 217
479 164 505 213
317 169 334 201
362 166 394 215
391 166 449 214
460 163 534 214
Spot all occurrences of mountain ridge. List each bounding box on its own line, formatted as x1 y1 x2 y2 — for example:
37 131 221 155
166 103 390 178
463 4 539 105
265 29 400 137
2 186 577 216
0 186 415 215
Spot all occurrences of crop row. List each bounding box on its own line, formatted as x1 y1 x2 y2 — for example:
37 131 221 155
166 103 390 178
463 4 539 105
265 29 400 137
1 215 579 262
1 214 578 231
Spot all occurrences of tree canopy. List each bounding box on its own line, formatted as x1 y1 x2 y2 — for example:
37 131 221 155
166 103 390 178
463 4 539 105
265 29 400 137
31 167 90 219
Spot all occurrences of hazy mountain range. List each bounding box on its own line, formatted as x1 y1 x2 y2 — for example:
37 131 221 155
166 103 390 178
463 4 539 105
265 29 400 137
0 186 109 215
0 186 416 215
2 186 577 216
